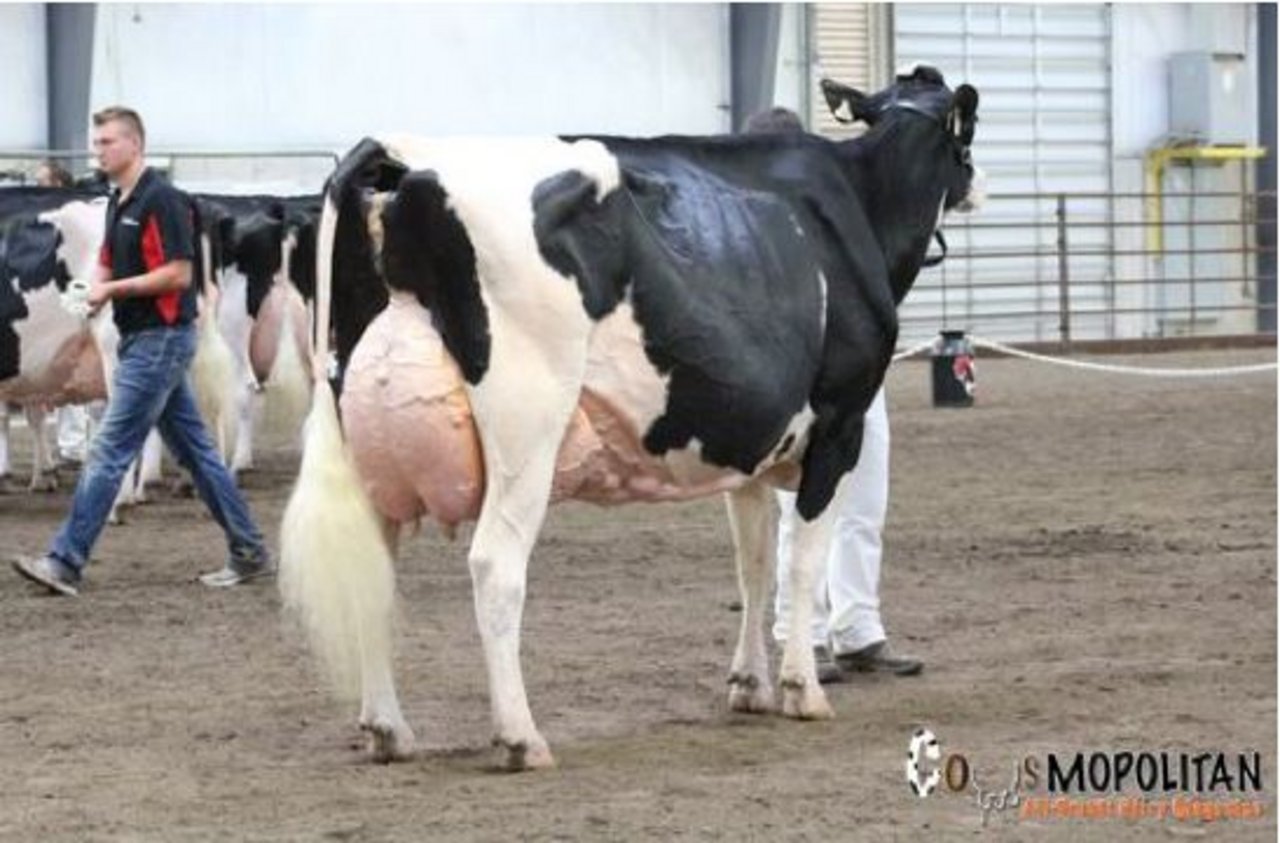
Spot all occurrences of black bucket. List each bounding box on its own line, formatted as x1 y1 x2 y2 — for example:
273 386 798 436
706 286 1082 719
931 330 976 407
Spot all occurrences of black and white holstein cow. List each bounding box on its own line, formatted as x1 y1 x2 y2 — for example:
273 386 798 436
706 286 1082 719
281 67 983 769
0 187 111 492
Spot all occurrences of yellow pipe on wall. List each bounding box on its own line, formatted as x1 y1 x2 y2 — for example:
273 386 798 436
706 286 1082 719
1144 146 1267 253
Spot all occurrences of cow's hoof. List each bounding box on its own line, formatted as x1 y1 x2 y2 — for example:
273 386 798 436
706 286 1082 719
28 475 58 493
0 476 20 495
360 719 415 764
780 678 834 721
496 737 556 772
727 672 775 714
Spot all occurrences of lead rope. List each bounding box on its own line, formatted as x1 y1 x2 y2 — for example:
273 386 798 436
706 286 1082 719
921 229 947 268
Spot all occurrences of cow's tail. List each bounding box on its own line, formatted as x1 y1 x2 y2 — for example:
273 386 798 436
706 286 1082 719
190 231 238 461
279 185 396 703
261 236 312 437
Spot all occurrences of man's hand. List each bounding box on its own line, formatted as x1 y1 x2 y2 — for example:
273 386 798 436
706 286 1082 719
87 279 115 314
59 278 96 319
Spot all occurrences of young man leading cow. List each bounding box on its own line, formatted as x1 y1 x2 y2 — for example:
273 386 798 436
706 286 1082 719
11 106 272 596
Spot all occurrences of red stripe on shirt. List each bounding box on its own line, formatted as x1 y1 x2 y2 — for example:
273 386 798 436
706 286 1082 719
143 215 180 325
141 216 166 271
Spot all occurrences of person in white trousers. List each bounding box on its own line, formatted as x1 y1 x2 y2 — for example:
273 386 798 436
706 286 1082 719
773 387 922 683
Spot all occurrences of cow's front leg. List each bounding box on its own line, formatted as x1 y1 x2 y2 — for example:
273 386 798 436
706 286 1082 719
778 480 845 721
26 407 58 492
0 405 14 494
724 480 776 714
134 429 164 503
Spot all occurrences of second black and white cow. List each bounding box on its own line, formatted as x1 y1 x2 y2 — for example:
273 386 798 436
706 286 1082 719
0 186 112 491
194 194 319 473
281 66 983 769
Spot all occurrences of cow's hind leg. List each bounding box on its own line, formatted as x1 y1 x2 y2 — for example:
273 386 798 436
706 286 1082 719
724 480 776 713
469 467 558 771
467 369 579 771
357 516 415 762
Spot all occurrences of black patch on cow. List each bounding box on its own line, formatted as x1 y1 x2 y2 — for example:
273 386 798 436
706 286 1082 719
618 160 825 472
531 170 629 319
3 221 62 292
380 171 490 384
230 210 284 318
283 197 321 302
544 132 906 517
0 323 18 381
325 139 404 379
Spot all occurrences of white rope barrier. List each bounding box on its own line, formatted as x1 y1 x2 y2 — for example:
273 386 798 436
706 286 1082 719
891 340 938 363
891 334 1277 378
970 337 1276 378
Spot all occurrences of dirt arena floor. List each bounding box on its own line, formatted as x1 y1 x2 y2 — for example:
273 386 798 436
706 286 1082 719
0 348 1275 841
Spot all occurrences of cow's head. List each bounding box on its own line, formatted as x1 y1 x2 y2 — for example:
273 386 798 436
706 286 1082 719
821 65 984 214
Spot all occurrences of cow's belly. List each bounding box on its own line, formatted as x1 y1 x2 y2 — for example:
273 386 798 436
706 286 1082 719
553 302 742 503
342 295 749 530
0 287 106 406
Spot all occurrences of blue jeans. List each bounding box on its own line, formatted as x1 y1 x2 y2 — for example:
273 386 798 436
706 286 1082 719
49 324 267 577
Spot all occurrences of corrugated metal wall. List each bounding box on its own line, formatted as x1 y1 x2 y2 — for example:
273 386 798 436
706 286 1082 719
892 4 1115 343
809 4 880 139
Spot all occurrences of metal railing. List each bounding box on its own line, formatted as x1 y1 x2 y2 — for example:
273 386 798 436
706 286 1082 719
0 148 338 194
904 180 1276 348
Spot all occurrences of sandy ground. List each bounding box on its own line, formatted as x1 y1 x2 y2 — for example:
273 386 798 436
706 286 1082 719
0 348 1274 841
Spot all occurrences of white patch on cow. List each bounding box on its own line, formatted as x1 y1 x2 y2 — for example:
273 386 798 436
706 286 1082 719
582 299 669 437
959 165 987 213
9 285 90 381
40 198 107 281
216 267 256 469
816 270 829 338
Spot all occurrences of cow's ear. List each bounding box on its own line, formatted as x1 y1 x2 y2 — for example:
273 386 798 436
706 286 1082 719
951 84 979 142
820 78 871 125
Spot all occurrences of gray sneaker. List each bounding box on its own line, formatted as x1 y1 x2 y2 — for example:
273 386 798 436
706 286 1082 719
198 553 275 588
13 554 80 597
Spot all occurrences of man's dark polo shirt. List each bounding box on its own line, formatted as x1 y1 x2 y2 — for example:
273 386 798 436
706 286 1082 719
98 167 198 334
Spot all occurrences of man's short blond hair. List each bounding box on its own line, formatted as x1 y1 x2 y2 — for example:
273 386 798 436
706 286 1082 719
92 106 146 147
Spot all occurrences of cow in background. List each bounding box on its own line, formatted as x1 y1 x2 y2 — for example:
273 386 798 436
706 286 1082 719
0 187 112 492
278 66 983 770
195 194 318 476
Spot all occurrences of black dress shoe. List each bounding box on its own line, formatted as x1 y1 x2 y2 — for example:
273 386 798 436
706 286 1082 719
834 641 923 676
814 646 846 685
